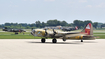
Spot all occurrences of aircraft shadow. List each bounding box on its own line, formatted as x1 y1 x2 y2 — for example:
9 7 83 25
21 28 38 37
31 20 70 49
27 41 82 44
74 41 97 43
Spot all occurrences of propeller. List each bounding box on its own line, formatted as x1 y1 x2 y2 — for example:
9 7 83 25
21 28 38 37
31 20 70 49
52 29 57 37
31 30 35 36
44 29 48 38
31 27 34 35
32 30 36 39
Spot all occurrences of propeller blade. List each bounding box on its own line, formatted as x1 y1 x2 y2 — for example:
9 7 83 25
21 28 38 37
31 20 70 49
52 29 57 37
44 29 48 37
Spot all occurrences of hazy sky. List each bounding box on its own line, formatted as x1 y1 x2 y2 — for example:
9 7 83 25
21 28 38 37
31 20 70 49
0 0 105 24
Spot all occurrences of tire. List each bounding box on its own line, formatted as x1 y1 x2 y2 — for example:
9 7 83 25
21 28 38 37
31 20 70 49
41 38 46 43
63 39 66 41
81 39 83 42
15 32 18 35
52 39 57 43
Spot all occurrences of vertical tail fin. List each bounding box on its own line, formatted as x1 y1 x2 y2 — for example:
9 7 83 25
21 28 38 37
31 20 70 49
75 26 78 30
81 23 93 35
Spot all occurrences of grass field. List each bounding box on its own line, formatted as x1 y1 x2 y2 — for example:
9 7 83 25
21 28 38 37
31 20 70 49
0 35 41 39
0 31 42 39
0 29 105 39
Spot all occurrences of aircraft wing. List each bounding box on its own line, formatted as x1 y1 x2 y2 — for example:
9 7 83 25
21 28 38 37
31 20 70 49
58 32 80 36
55 31 87 39
46 29 84 38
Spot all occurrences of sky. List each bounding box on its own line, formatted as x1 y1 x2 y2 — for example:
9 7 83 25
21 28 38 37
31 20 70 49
0 0 105 24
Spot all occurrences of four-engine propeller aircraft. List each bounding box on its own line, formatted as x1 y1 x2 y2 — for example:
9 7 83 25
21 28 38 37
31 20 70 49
62 26 78 31
2 27 26 34
31 23 95 43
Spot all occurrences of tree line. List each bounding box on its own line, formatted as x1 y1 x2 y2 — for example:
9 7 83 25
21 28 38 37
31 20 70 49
0 19 103 29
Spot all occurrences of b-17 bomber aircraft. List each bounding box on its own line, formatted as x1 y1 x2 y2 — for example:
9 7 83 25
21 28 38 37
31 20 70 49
2 27 26 34
31 23 95 43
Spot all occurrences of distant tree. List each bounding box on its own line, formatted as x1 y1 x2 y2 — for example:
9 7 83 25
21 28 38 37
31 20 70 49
5 23 11 26
73 20 83 28
0 25 1 28
73 20 92 29
84 20 92 25
30 23 35 28
35 21 41 28
54 20 60 25
47 19 59 26
60 21 68 26
26 26 30 29
19 24 22 29
42 22 45 28
1 19 100 29
93 22 98 29
47 20 53 26
66 23 72 27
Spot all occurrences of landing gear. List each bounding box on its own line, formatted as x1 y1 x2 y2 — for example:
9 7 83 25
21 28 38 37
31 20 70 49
81 39 83 42
41 38 46 43
41 38 57 43
52 38 57 43
63 39 66 41
15 32 18 35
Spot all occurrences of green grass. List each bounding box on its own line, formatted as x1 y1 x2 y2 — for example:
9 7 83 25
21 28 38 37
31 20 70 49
93 33 105 34
0 32 30 35
0 32 42 39
0 35 41 39
94 35 105 39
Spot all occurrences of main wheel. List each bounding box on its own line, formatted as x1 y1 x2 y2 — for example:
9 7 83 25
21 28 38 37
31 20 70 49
15 32 18 35
41 38 46 43
81 39 83 42
52 38 57 43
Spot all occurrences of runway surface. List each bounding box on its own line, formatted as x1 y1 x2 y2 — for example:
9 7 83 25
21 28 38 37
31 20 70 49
0 39 105 59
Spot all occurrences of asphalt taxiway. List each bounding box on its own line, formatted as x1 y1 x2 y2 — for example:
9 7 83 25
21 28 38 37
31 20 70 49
0 39 105 59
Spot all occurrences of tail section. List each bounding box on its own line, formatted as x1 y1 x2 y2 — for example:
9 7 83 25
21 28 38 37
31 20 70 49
81 23 93 35
75 26 78 30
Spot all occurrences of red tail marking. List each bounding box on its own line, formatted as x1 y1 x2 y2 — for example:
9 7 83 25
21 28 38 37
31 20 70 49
75 26 78 30
85 23 91 35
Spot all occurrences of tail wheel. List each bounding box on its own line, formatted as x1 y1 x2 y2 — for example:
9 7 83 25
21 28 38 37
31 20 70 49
63 38 66 41
41 38 46 43
81 39 83 42
52 38 57 43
